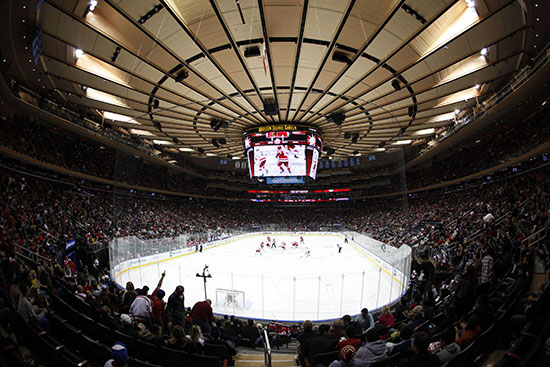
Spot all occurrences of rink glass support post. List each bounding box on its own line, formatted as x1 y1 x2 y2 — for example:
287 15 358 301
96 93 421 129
231 272 235 315
317 275 321 320
139 257 143 286
389 267 393 304
360 271 365 310
376 267 381 308
179 265 182 284
157 262 160 278
293 276 296 320
339 274 344 316
261 274 264 319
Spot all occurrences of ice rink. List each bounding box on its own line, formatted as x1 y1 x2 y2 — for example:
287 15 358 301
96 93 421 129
115 233 406 322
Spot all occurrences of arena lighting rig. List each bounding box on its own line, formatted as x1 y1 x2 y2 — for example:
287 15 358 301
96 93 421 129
242 124 323 184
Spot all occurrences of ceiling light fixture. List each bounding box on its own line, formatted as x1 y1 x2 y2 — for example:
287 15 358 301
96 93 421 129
75 49 84 60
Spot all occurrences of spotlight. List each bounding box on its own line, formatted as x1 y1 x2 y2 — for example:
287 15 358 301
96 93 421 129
480 48 488 56
89 0 98 12
172 137 179 144
75 49 84 60
111 46 121 62
327 112 345 125
174 69 189 83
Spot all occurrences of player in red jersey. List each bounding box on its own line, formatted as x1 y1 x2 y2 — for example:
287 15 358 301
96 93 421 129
300 236 304 244
276 146 291 174
260 241 264 249
255 248 262 255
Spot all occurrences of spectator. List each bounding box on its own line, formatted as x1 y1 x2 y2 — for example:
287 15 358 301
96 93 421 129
377 306 395 328
129 288 152 325
184 325 204 355
191 299 214 335
166 285 186 330
166 325 186 350
355 328 388 365
104 342 129 367
328 345 368 367
435 329 460 364
303 324 337 367
356 308 375 332
401 331 440 367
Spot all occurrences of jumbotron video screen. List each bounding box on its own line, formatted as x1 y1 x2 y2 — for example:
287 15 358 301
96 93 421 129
243 125 323 184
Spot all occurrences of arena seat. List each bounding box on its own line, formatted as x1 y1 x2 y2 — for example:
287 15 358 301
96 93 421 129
80 334 112 364
203 343 230 367
192 353 222 367
160 346 191 367
129 357 163 367
311 350 339 367
135 338 161 363
369 351 404 367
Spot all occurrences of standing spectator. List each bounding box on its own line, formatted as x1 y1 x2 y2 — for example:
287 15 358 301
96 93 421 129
191 299 214 335
479 248 494 293
356 308 374 332
150 272 166 328
166 285 185 330
120 282 136 314
129 288 152 325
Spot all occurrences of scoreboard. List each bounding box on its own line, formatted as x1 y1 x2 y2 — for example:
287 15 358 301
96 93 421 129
242 125 323 183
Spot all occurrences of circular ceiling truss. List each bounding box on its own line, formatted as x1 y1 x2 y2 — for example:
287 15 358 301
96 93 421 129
6 0 543 161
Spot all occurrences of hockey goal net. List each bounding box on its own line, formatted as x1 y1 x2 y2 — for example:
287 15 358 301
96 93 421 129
215 288 245 310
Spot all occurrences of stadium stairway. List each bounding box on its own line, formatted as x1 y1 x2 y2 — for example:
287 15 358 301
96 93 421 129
234 351 297 367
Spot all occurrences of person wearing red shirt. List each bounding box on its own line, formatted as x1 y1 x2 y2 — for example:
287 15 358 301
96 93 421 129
191 299 214 335
151 272 166 329
377 305 395 328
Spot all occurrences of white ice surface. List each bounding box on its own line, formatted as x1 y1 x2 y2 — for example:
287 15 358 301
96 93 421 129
116 233 405 322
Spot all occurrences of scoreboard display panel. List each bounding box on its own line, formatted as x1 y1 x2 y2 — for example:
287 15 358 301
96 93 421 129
243 125 322 182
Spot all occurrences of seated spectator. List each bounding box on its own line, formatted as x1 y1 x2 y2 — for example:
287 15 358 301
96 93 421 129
329 345 368 367
355 329 388 365
17 283 48 330
119 314 139 338
328 320 346 340
356 308 375 332
166 325 187 350
297 320 317 366
400 331 440 367
183 325 204 355
104 342 129 367
377 306 394 328
303 324 337 367
407 306 425 331
435 329 460 364
474 294 494 332
207 327 236 367
241 319 262 348
388 325 412 355
455 315 480 348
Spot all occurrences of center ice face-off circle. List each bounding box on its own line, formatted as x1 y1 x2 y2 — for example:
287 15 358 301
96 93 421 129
111 232 411 322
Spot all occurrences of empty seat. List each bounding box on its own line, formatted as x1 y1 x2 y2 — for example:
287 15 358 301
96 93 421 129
160 346 191 367
311 350 339 367
192 354 222 367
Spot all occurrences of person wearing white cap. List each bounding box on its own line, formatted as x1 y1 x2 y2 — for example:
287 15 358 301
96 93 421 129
104 342 129 367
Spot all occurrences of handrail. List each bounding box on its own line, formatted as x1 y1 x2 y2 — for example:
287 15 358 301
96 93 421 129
521 227 548 246
263 329 272 367
12 242 52 263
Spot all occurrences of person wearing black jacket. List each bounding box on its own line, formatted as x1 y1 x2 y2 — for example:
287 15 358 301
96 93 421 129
166 285 185 329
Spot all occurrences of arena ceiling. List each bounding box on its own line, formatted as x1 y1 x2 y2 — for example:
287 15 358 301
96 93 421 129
2 0 546 161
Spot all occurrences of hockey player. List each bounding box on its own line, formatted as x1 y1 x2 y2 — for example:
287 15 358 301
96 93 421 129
256 150 268 176
305 248 311 257
276 146 291 174
260 241 265 249
337 244 342 253
300 236 304 245
256 248 262 255
281 242 286 250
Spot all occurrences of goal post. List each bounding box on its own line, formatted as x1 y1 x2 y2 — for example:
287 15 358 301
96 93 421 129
215 288 245 310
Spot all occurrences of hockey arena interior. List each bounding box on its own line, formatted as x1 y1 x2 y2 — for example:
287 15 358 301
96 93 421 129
0 1 549 367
